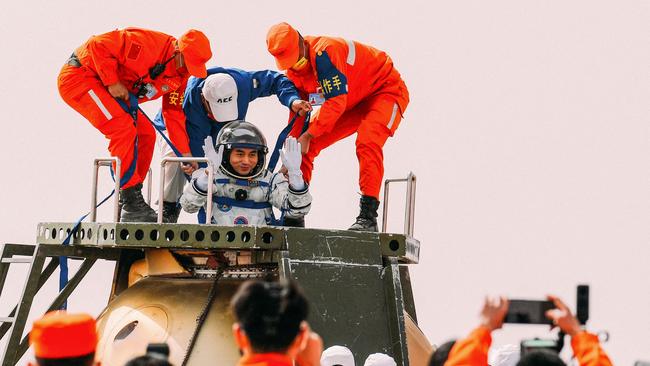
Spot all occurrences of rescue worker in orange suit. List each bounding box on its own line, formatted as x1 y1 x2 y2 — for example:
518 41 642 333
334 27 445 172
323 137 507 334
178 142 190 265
231 279 323 366
58 28 212 222
266 22 410 232
28 311 98 366
431 296 613 366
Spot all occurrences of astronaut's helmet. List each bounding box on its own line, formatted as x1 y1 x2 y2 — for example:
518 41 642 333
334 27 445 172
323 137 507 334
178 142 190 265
215 120 268 179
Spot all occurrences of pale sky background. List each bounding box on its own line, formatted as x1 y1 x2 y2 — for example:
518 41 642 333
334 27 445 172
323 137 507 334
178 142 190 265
0 0 649 364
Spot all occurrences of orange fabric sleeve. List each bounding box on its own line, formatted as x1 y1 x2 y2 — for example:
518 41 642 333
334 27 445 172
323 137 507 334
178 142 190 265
307 44 348 138
309 94 347 138
445 326 492 366
85 31 122 87
570 332 613 366
162 80 191 154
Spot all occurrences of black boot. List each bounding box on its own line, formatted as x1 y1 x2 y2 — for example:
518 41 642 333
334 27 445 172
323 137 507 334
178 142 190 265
348 195 380 232
283 216 305 228
162 201 181 223
119 184 158 223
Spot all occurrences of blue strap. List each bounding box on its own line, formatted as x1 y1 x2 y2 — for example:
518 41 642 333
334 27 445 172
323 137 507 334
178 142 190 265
266 209 285 226
58 94 140 309
140 107 184 158
139 107 193 188
215 178 270 188
212 196 272 210
57 179 120 309
267 112 310 173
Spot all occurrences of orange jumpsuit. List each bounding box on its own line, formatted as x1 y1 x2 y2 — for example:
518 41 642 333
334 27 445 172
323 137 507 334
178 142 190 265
570 332 613 366
237 353 293 366
57 28 190 189
286 36 409 199
444 326 613 366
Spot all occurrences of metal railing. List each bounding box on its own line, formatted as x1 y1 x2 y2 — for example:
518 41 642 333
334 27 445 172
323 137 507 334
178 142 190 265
91 157 121 223
381 172 417 236
145 168 152 205
158 157 214 224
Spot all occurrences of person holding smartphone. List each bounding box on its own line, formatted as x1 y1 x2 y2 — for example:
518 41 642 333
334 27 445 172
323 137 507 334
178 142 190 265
430 295 613 366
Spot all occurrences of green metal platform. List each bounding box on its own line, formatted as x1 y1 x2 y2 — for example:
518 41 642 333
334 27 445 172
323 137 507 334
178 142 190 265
1 222 421 366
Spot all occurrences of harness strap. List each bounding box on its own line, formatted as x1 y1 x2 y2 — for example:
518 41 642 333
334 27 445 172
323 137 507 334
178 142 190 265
142 107 184 158
215 178 270 188
212 196 272 210
267 111 310 172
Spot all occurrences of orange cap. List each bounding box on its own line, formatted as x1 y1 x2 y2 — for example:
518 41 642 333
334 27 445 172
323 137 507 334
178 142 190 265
178 29 212 78
30 311 97 359
266 22 300 70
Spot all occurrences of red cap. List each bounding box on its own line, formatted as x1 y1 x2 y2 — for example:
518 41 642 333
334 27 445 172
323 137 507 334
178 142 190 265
30 311 98 359
178 29 212 78
266 22 300 70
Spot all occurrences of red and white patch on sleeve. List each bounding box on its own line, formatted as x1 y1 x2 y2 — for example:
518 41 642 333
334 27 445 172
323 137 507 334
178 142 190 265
127 43 142 60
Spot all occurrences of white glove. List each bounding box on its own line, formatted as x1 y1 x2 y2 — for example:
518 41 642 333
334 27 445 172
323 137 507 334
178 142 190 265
179 195 202 213
192 169 210 192
280 137 305 191
202 136 223 172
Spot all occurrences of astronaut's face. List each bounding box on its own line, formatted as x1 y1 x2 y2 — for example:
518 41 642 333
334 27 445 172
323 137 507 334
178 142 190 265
229 148 259 176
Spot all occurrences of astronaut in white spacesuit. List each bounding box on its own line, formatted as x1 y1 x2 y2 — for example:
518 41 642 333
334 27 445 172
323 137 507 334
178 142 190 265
180 120 311 226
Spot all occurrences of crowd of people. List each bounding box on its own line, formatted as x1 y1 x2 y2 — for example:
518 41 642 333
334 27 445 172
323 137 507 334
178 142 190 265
26 279 613 366
58 22 410 231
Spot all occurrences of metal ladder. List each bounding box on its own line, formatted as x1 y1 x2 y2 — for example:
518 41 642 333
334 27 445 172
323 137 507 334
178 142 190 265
0 244 53 365
0 242 103 365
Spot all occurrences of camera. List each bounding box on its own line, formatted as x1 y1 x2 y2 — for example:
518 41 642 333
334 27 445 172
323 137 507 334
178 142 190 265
134 81 158 99
505 285 590 357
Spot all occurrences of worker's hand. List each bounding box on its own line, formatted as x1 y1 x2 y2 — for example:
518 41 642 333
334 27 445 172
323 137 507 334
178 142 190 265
297 132 313 155
202 136 223 172
181 152 198 174
281 137 305 190
546 295 581 336
107 81 129 101
291 99 313 117
479 296 509 331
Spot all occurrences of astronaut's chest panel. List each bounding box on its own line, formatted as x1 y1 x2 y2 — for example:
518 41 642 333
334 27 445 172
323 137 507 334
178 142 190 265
213 185 268 225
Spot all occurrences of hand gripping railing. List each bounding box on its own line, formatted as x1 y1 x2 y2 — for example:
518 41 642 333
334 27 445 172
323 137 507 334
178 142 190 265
91 158 121 223
381 172 417 236
158 157 214 224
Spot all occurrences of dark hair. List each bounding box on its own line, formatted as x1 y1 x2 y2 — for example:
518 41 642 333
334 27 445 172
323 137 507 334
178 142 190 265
36 353 95 366
517 350 566 366
231 279 309 353
429 340 456 366
124 355 173 366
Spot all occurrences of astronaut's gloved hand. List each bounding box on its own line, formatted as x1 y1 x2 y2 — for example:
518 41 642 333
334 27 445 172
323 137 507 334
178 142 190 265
192 169 210 193
202 136 223 173
281 137 305 191
179 195 201 213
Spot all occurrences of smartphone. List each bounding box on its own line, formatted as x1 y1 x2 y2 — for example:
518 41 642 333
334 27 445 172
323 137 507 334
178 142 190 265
505 299 554 325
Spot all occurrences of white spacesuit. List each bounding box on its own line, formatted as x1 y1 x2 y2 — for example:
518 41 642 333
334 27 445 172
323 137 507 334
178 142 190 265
180 120 311 226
